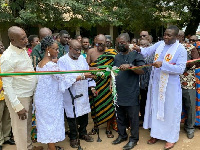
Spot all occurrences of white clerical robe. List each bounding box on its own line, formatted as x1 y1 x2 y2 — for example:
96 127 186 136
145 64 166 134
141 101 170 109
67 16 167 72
58 54 96 118
142 41 187 143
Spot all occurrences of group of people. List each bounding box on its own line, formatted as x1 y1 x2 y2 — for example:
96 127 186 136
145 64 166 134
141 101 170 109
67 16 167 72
0 24 200 150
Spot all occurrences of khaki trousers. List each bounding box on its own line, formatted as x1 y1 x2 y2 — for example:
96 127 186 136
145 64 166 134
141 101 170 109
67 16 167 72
0 100 11 145
5 95 33 150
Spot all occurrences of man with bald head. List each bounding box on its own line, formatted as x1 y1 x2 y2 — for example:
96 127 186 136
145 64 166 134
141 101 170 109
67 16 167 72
58 39 96 148
31 27 65 69
0 26 43 150
178 30 199 139
87 34 118 138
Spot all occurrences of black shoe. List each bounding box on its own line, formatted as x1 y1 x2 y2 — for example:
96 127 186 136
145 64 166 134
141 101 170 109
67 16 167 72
3 139 15 145
112 136 127 145
123 141 137 150
187 132 194 139
0 145 2 150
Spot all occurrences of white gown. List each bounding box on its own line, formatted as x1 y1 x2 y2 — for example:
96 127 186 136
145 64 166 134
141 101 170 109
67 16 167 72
34 61 70 143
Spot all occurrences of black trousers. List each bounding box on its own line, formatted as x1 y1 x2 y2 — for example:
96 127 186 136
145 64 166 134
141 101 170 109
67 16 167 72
116 105 139 142
67 113 88 140
182 89 196 134
140 88 148 121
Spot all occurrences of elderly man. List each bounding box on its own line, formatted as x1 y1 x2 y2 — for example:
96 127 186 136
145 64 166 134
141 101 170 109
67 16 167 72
0 41 15 150
1 26 43 150
58 39 96 148
133 25 187 149
87 34 118 138
112 33 145 150
178 31 199 139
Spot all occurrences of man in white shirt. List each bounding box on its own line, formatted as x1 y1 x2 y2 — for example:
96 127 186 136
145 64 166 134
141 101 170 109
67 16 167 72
1 26 43 150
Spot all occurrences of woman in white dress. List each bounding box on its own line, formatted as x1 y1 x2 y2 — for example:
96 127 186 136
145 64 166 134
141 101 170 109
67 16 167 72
34 36 68 150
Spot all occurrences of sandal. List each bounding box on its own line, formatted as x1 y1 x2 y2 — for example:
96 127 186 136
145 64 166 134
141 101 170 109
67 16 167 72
88 128 97 135
106 130 114 138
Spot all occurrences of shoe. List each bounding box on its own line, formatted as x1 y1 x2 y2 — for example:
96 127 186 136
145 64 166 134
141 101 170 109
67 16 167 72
187 132 194 139
147 137 159 144
164 142 175 150
80 134 94 142
70 139 79 148
112 136 127 145
123 141 137 150
3 139 15 145
32 146 44 150
0 145 2 150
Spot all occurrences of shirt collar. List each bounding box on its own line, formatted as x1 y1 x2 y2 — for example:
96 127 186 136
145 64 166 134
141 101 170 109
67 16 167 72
10 43 26 54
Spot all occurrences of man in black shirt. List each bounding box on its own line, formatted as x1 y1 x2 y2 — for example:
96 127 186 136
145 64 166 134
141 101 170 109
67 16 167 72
112 33 145 150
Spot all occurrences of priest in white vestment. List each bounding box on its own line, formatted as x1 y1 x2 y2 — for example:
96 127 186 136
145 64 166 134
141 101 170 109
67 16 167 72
133 25 187 150
58 39 96 148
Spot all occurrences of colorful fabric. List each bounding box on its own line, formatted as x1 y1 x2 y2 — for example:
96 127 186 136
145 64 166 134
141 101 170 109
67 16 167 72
194 68 200 126
89 49 117 126
31 113 37 141
81 50 87 58
27 48 32 56
0 54 4 101
180 44 196 89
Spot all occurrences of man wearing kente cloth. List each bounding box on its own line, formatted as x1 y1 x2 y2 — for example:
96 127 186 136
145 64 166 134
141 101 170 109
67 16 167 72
133 25 187 150
87 34 117 138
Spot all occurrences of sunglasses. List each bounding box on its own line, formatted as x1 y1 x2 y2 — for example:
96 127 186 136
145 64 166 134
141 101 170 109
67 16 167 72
96 43 105 46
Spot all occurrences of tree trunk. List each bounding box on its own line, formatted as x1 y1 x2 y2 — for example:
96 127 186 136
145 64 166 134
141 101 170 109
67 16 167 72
185 1 200 36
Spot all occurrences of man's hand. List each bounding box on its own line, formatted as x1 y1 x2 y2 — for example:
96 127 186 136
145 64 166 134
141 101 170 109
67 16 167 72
17 108 27 120
119 64 130 71
152 61 162 68
84 73 95 79
91 89 98 97
132 44 141 52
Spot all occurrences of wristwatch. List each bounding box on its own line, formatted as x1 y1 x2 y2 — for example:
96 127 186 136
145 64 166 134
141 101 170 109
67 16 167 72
129 63 133 67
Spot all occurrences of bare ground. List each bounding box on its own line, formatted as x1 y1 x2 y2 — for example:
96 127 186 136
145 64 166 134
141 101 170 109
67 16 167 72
2 116 200 150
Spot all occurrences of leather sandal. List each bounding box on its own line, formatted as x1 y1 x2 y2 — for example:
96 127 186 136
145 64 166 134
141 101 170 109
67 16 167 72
106 130 114 138
147 137 159 144
164 142 175 150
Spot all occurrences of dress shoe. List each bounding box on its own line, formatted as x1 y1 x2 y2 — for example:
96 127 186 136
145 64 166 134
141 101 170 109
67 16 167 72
147 137 158 144
112 136 127 145
80 134 94 142
3 139 15 145
70 139 79 148
187 132 194 139
0 145 2 150
123 141 137 150
164 142 175 150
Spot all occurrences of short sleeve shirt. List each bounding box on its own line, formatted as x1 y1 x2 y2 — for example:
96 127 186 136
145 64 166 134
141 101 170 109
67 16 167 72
114 51 145 106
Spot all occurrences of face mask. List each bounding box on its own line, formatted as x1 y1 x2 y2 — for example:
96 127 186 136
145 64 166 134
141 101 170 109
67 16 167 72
117 44 128 52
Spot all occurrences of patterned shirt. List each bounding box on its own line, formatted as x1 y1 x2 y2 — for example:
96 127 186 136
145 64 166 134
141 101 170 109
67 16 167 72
180 43 199 89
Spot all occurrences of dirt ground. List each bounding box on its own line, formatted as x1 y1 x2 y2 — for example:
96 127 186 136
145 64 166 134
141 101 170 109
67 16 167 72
2 116 200 150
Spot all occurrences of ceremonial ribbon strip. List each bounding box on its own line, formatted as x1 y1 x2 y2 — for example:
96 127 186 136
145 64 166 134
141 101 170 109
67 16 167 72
0 58 199 77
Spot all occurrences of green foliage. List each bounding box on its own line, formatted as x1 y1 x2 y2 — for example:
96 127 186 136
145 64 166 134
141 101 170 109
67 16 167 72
0 0 199 34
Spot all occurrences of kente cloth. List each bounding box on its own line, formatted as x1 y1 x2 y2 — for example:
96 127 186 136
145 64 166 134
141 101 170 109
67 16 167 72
192 69 200 126
89 49 117 126
0 54 4 101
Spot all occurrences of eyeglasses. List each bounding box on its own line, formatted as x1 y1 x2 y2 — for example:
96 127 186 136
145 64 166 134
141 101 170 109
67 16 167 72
140 35 147 38
72 47 81 52
189 39 196 42
96 43 105 46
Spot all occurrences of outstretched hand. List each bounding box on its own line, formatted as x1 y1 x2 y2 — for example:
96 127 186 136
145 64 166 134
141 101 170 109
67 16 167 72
132 44 141 53
152 61 162 68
